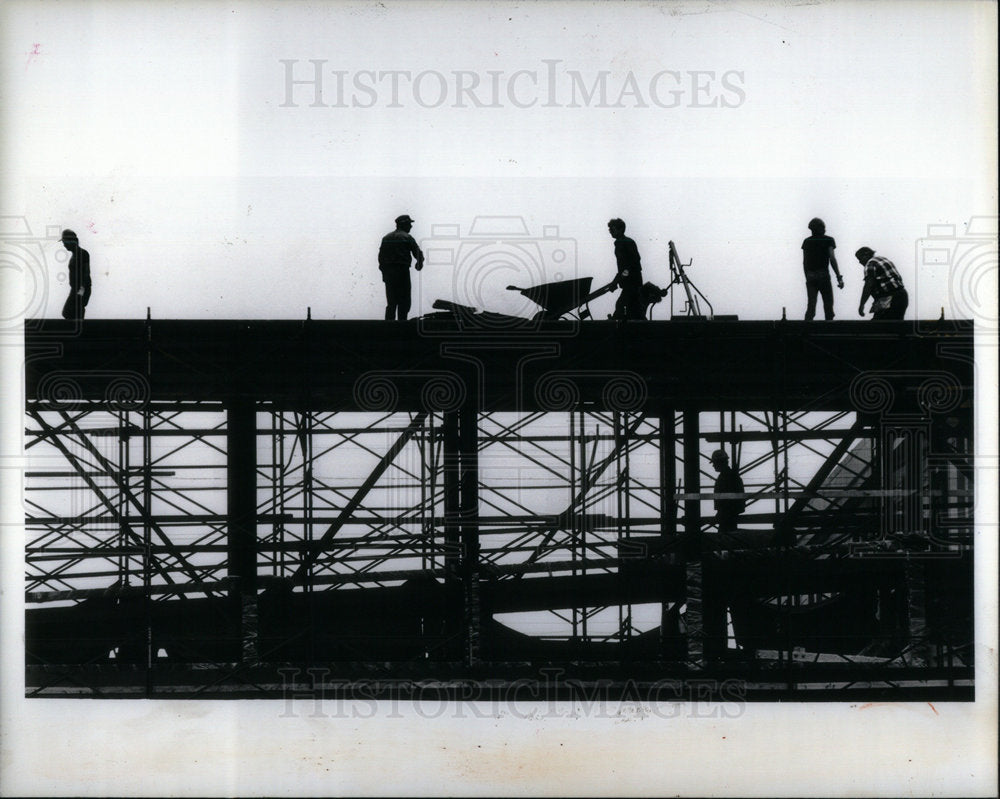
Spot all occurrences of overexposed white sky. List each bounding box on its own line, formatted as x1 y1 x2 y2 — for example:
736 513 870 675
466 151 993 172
2 0 996 321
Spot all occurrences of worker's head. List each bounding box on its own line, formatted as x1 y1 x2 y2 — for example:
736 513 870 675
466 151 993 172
855 246 875 265
710 449 729 471
808 217 826 235
60 229 78 250
608 218 626 238
395 214 415 232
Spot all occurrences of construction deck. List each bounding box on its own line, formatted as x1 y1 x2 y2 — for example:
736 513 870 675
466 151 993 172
23 318 975 699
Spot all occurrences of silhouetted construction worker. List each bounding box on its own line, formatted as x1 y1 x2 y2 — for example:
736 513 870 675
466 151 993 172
59 229 91 320
608 218 644 320
856 246 908 320
801 217 843 320
710 449 745 533
378 214 424 320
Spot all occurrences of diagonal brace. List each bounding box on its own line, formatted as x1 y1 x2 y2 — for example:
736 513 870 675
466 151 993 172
293 411 428 582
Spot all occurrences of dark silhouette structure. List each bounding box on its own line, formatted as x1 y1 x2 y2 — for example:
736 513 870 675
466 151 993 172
710 449 745 533
608 218 644 320
59 229 91 320
23 316 974 700
801 217 843 320
378 214 424 320
856 246 909 320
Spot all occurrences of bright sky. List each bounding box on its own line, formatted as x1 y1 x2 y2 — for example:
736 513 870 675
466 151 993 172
2 0 996 322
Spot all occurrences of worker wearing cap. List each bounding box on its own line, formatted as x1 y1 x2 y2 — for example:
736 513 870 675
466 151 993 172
59 229 91 320
710 449 745 533
378 214 424 320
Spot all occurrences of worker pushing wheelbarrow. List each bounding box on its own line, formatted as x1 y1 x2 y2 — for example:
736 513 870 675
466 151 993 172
506 277 618 320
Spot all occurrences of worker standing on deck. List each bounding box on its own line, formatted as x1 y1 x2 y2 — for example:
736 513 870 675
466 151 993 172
855 246 908 320
59 229 91 320
608 218 644 320
378 214 424 320
801 218 843 320
710 449 745 533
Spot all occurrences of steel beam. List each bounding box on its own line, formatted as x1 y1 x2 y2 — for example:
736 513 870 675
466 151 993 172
227 399 258 664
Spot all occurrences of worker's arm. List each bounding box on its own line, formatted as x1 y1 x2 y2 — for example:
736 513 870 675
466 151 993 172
830 247 843 288
410 236 424 271
858 277 873 316
78 250 91 296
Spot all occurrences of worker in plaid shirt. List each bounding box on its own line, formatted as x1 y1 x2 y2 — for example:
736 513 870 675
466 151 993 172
855 246 909 320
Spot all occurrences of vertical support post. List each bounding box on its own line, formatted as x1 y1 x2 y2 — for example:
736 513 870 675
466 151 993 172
777 410 792 676
582 412 591 642
905 560 929 667
683 409 702 540
421 413 432 574
682 408 704 668
928 421 947 549
577 409 587 642
142 313 154 694
869 421 882 549
142 404 153 695
115 408 136 664
779 410 789 526
418 412 434 660
227 398 258 665
880 424 929 543
569 409 579 642
442 410 463 661
117 410 129 587
615 410 623 648
617 410 630 649
301 410 315 662
459 396 480 667
885 421 932 666
271 410 283 577
658 407 677 659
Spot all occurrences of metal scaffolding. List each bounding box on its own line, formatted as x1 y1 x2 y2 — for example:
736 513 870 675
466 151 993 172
24 318 975 699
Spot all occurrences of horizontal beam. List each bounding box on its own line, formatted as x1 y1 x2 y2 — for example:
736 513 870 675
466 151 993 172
25 319 974 412
703 428 869 442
